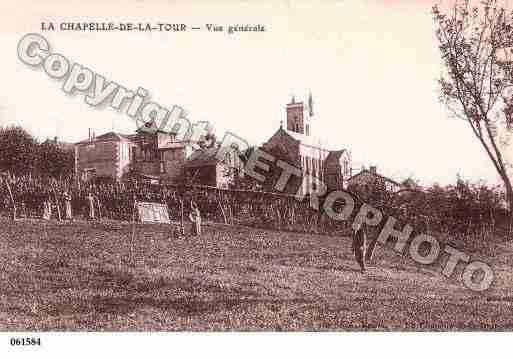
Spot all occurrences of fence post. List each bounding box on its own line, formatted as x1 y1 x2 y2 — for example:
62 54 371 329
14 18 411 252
129 195 137 264
3 177 16 221
180 197 185 235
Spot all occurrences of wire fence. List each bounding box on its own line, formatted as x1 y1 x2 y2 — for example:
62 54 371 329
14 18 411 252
0 175 352 236
1 174 510 239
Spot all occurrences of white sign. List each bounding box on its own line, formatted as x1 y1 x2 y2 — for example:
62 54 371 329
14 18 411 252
137 202 170 224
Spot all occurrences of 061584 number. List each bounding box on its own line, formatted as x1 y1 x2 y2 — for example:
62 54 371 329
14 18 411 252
10 337 41 346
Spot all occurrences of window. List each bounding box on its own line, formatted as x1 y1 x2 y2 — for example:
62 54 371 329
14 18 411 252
305 124 310 136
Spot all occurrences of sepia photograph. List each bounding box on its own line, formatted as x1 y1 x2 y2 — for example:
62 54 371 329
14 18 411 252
1 0 512 357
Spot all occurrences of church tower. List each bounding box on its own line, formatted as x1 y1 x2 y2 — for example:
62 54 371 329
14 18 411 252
286 93 313 136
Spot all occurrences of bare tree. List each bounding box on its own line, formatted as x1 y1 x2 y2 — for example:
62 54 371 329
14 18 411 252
433 0 513 217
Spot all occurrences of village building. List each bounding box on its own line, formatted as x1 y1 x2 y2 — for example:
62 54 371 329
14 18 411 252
74 122 239 187
184 146 241 188
347 166 402 193
75 95 354 190
262 94 352 192
130 121 198 183
75 131 137 182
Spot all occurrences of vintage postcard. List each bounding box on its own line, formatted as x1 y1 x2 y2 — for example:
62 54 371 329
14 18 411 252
0 0 512 356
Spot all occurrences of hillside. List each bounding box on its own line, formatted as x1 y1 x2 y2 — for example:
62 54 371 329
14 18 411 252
1 217 512 330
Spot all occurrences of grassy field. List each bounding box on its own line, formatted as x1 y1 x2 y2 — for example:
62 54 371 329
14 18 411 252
1 216 512 331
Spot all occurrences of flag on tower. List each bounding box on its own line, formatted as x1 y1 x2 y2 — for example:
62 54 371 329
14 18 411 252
308 92 314 117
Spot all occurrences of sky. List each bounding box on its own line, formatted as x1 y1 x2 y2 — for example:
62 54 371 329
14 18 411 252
0 0 509 186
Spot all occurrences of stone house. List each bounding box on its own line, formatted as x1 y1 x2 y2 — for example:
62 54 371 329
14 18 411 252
347 166 402 193
184 146 242 189
74 123 238 187
131 122 198 183
75 131 137 182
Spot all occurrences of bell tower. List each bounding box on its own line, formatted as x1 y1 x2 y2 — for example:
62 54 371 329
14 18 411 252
286 96 305 135
286 94 313 136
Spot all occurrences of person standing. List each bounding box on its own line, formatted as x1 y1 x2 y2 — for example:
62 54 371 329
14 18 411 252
87 192 95 220
63 191 72 220
352 222 367 274
188 200 202 236
42 196 52 220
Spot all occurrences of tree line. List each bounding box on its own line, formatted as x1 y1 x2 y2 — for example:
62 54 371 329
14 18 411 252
0 125 74 178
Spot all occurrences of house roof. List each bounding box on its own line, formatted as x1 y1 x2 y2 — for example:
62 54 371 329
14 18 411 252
184 146 236 168
324 149 348 163
268 127 346 156
348 169 401 186
136 119 171 134
75 131 135 145
185 147 221 168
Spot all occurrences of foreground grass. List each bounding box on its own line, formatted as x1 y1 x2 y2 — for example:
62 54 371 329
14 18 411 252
0 217 512 330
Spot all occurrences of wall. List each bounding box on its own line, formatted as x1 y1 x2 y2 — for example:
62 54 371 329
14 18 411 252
118 141 135 178
161 147 188 182
324 151 350 190
186 165 217 186
76 141 119 180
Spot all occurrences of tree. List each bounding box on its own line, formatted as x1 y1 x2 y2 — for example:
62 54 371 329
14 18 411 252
433 0 513 217
0 125 37 175
37 141 74 178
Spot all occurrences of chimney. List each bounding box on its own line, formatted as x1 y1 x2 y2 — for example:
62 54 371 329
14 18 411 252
370 166 377 174
53 136 58 144
88 128 91 141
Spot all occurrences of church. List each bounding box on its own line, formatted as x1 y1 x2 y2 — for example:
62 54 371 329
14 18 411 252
263 94 352 191
74 94 352 191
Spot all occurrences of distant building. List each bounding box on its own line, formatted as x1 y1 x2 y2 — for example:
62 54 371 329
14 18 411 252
131 121 198 183
263 95 351 192
74 123 239 187
75 131 137 182
347 166 402 192
75 95 353 190
184 146 242 189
